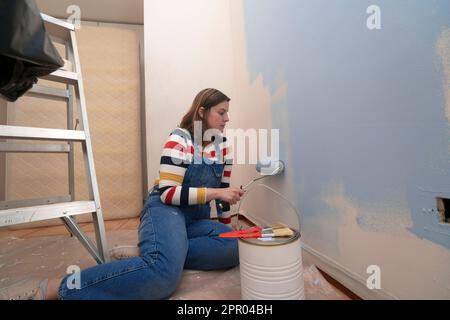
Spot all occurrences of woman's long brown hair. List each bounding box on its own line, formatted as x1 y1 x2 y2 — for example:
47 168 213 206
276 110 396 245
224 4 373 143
179 88 230 136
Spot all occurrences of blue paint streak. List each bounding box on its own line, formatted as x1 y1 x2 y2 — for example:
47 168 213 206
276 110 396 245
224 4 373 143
243 0 450 249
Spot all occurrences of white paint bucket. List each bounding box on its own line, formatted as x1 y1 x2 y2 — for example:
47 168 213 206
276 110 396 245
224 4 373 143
239 230 305 300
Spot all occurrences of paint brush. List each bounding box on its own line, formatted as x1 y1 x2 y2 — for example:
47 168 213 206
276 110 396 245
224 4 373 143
260 227 294 238
219 226 294 238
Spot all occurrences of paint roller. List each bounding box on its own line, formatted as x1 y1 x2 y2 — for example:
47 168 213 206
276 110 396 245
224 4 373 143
218 158 285 213
242 158 285 190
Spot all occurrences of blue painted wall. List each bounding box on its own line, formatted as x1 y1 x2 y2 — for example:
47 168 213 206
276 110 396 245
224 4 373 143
243 0 450 250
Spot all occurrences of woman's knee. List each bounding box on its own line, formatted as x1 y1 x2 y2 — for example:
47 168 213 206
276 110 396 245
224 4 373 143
215 225 239 264
139 259 185 299
223 238 239 267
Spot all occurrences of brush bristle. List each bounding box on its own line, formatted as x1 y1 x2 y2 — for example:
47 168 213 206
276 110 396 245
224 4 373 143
273 227 294 237
268 222 288 229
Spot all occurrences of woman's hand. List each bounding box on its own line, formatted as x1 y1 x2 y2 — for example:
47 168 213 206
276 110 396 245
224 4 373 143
218 187 245 205
207 187 245 205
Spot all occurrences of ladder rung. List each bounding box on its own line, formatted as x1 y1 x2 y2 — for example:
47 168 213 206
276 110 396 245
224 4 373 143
41 70 78 85
26 85 69 101
0 196 72 210
0 142 71 153
41 13 75 41
0 125 86 141
0 201 96 227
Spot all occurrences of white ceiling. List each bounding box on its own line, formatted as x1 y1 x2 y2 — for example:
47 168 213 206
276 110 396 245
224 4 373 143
35 0 143 25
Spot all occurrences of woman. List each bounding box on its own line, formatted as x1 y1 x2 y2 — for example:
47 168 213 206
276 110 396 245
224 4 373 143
1 88 244 300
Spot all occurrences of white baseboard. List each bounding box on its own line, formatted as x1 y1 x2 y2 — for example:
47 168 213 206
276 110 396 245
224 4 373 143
301 243 398 300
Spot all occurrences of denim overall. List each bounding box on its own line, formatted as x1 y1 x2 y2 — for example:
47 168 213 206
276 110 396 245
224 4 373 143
58 156 238 300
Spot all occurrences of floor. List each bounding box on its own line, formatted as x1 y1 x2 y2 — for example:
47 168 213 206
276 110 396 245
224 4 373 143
0 217 352 300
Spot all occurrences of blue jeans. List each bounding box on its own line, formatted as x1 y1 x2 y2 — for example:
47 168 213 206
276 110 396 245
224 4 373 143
58 167 239 299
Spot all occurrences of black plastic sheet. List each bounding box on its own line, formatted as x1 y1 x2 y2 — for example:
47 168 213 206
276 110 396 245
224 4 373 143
0 0 63 102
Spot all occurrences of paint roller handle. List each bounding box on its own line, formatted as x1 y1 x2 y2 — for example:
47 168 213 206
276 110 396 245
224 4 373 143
218 201 230 212
213 187 245 205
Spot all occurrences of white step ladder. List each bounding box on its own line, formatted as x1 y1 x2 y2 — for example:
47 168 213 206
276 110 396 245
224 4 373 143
0 14 109 264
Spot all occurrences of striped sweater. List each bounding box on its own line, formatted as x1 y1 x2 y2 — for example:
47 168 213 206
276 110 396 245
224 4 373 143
154 128 233 223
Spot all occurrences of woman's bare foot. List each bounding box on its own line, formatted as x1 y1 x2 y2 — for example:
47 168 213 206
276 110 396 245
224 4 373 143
109 245 140 260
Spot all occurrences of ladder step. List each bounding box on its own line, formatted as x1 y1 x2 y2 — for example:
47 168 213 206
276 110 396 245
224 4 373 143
26 85 70 101
41 13 75 41
0 195 72 210
0 201 96 227
41 70 78 85
0 142 71 153
0 125 86 141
